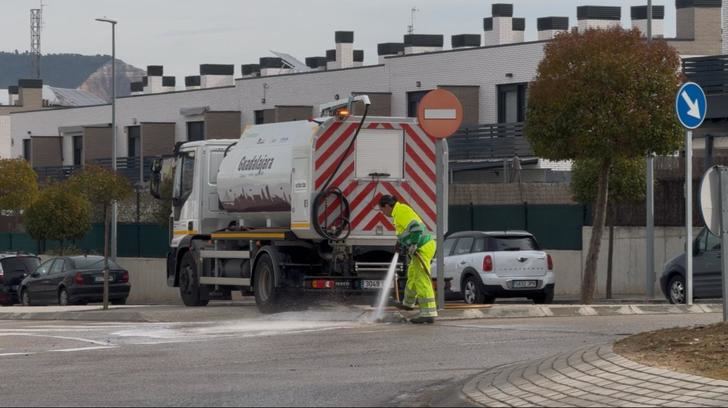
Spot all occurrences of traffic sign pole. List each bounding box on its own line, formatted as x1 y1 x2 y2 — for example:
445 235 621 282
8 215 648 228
416 89 463 312
686 130 693 306
436 140 446 311
676 82 706 306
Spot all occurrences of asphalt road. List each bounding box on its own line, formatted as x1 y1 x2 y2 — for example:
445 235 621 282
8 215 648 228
0 308 722 407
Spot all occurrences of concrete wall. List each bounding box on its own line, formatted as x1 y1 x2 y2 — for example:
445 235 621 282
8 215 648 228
0 116 10 158
116 257 181 305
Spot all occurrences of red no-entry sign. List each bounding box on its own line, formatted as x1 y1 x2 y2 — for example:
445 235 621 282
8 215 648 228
416 89 463 139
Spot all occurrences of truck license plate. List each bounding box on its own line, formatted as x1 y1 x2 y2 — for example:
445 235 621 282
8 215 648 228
512 280 537 289
362 280 384 289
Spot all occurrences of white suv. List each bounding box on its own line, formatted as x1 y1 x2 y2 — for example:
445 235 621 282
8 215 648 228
432 231 555 304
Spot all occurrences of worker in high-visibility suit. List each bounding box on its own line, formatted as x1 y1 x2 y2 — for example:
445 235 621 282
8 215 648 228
379 195 437 324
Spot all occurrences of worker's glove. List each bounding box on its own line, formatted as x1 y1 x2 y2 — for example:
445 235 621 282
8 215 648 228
394 241 402 255
407 244 417 257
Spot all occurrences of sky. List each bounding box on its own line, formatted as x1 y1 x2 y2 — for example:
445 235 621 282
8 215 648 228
2 0 681 79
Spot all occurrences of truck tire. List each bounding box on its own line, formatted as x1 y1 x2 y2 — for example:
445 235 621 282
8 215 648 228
179 252 209 307
254 253 283 314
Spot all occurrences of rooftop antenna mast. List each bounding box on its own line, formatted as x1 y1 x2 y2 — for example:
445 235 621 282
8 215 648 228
30 1 45 79
407 7 419 34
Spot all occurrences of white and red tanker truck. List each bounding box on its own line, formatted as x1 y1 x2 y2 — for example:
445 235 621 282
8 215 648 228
150 96 446 312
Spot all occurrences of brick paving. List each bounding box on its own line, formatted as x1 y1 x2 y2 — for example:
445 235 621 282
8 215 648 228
462 345 728 407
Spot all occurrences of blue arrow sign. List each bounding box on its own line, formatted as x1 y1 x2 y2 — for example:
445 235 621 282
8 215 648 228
675 82 707 130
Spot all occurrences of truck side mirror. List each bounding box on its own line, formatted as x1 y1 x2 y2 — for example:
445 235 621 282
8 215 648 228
150 159 162 199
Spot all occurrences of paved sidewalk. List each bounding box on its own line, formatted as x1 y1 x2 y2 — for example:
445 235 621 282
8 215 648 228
463 345 728 407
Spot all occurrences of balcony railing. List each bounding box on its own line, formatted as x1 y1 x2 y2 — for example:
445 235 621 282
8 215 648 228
447 122 533 163
683 55 728 96
34 156 160 184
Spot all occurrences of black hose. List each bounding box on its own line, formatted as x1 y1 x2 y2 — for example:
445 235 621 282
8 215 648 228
312 104 370 241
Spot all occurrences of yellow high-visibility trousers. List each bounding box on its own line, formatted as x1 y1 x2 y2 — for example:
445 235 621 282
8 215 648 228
402 240 438 317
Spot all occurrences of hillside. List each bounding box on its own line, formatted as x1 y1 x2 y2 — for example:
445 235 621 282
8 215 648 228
0 51 144 100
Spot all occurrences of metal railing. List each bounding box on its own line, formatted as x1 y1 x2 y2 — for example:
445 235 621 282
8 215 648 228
34 156 160 184
448 122 533 163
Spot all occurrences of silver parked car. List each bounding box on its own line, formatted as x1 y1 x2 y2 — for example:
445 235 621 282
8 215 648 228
661 227 724 304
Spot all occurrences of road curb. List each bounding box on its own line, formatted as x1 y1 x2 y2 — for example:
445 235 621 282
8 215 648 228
0 303 721 323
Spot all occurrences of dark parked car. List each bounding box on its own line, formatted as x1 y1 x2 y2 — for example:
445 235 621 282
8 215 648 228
19 255 130 306
0 253 41 305
661 227 724 304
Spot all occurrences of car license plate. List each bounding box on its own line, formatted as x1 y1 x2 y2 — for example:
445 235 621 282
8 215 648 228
512 280 538 289
94 276 114 283
362 280 384 289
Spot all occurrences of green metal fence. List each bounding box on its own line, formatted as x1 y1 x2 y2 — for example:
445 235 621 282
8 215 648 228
448 204 587 250
0 223 170 258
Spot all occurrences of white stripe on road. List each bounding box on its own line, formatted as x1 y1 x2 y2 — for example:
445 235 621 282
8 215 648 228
51 346 116 353
0 333 114 346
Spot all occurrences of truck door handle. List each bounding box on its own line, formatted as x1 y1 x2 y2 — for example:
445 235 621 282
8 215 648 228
459 261 467 265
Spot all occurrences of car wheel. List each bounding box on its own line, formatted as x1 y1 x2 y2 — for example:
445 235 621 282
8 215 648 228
462 274 487 305
179 252 209 307
58 288 70 306
20 289 31 306
668 275 686 304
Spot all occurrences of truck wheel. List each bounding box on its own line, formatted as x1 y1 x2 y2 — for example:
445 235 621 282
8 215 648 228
179 252 209 307
254 253 283 314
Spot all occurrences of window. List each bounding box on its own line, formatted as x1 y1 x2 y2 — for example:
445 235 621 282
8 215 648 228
254 110 266 125
497 83 528 123
73 135 83 166
173 151 196 207
454 237 474 255
187 121 205 141
705 230 721 252
473 238 487 253
23 139 31 161
0 256 39 276
71 257 122 270
50 259 65 275
491 236 540 251
34 260 53 276
208 150 224 185
442 238 456 257
407 91 429 118
127 126 141 158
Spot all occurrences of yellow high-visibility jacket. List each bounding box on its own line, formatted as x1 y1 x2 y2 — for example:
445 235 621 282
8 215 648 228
391 202 432 248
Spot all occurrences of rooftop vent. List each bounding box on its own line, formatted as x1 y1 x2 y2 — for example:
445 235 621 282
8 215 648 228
377 43 404 63
537 17 569 40
577 6 621 32
200 64 234 87
403 34 444 55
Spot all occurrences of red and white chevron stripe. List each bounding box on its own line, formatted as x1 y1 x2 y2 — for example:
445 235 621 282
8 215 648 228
313 119 437 236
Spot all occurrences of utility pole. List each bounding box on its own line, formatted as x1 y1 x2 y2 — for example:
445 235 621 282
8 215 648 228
645 0 656 299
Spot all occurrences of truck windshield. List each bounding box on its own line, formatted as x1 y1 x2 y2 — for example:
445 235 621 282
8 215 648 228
173 151 195 205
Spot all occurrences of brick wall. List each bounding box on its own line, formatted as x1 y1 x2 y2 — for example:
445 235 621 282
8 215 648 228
141 122 175 156
204 111 241 139
30 136 62 167
83 126 112 163
450 183 575 205
274 106 313 122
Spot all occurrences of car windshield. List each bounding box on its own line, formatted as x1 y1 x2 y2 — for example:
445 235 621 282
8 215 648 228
0 257 40 275
492 236 540 251
71 257 122 270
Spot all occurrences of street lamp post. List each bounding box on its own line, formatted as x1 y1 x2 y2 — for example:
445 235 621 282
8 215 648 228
96 17 118 262
645 1 656 300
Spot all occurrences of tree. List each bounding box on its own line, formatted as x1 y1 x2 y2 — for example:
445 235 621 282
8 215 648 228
526 28 683 303
25 183 90 254
571 158 646 298
68 166 133 309
0 159 38 217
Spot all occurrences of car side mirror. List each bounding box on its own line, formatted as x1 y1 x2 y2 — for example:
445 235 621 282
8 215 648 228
693 240 701 256
30 272 40 278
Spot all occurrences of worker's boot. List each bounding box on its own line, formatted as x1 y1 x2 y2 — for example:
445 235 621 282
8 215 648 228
409 315 435 324
394 302 415 311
